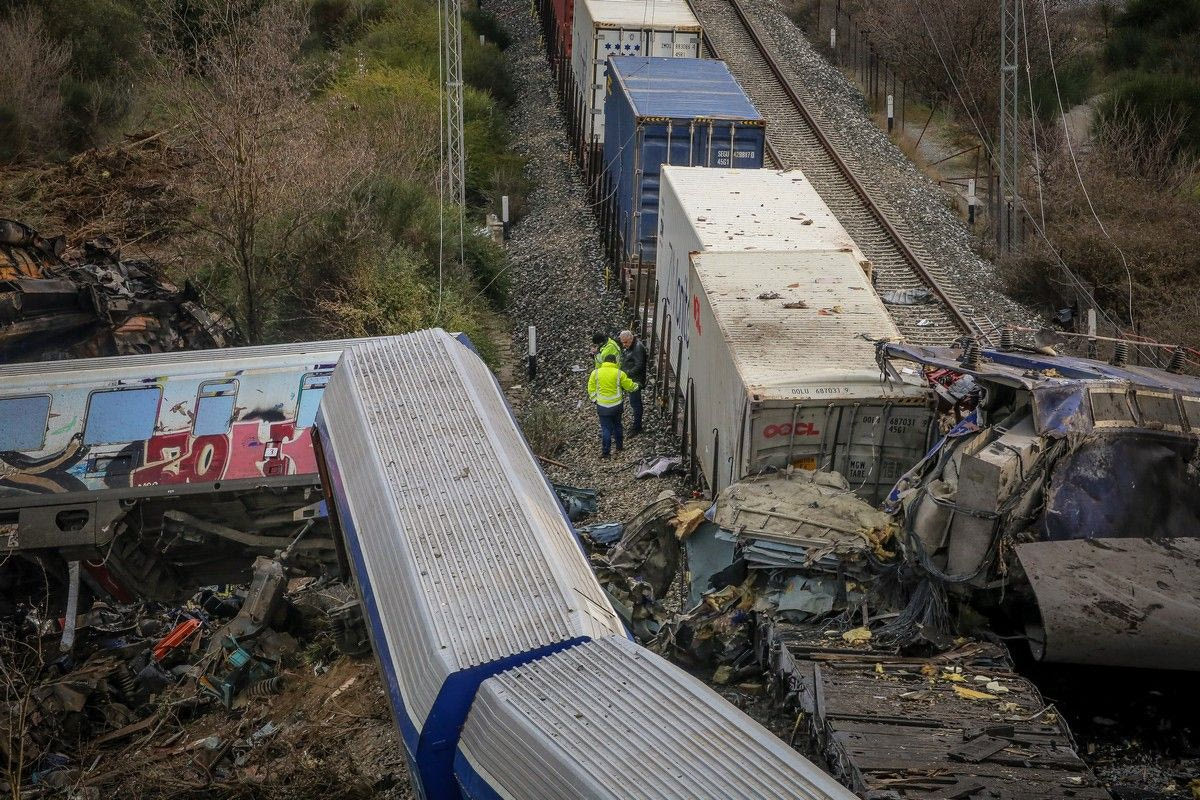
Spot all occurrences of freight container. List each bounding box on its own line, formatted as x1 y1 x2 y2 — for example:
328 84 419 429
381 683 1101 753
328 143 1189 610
655 166 872 386
550 0 573 63
602 57 765 275
686 249 932 501
571 0 701 154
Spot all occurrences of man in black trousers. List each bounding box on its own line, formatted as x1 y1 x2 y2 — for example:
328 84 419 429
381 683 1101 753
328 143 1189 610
618 329 647 435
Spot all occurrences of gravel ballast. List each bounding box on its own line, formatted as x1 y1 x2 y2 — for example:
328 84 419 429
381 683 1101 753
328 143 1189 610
490 2 690 523
739 0 1045 333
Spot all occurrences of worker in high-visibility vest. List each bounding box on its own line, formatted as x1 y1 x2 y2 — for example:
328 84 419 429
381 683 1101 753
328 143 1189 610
591 332 621 369
587 352 639 458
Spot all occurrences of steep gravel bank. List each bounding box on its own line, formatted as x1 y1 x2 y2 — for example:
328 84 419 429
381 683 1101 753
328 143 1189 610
490 3 690 521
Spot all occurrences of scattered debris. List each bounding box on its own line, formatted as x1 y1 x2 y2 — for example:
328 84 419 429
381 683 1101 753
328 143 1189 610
635 455 682 479
552 483 598 521
879 287 933 305
1 219 234 360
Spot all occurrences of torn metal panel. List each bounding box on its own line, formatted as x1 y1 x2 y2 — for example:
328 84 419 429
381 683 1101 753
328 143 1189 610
1016 537 1200 671
711 470 897 572
1041 435 1200 541
0 219 233 361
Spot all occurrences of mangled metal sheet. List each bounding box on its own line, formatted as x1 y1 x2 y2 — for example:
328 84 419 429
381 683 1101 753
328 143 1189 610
1016 537 1200 671
711 470 897 572
1 218 233 360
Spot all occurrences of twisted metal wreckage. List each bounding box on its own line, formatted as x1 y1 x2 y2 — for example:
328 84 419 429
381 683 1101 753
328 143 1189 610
1 219 232 360
591 338 1199 797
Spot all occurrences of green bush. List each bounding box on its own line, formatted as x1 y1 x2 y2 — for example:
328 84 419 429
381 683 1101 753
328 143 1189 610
463 8 511 50
1106 0 1200 73
1100 73 1200 155
309 0 391 47
1029 55 1095 121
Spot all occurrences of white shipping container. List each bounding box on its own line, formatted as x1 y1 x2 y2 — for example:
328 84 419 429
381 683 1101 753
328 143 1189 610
687 250 931 501
572 0 701 148
655 167 870 386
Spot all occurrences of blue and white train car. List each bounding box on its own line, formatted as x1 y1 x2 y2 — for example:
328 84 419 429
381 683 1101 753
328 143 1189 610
315 329 854 799
455 635 855 799
314 330 626 796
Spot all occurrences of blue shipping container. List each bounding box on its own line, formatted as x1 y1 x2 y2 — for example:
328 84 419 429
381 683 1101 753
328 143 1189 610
602 57 765 269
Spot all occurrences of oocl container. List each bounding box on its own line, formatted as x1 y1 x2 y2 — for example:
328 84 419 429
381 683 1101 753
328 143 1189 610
602 57 765 276
571 0 701 156
686 249 932 501
655 166 872 386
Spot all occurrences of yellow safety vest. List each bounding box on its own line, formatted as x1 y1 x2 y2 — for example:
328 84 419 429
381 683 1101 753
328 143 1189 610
588 362 639 408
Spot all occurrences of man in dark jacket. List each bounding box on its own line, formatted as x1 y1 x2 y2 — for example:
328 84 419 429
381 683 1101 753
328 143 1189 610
619 330 647 434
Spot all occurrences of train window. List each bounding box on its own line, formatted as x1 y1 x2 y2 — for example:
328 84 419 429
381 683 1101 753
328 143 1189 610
193 380 239 437
296 372 331 429
83 387 162 445
0 395 51 452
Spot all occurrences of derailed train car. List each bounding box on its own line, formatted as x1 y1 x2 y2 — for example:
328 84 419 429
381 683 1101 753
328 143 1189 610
878 340 1200 670
314 329 855 799
0 339 369 601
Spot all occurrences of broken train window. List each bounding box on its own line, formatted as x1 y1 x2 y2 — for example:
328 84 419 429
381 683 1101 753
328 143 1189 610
0 394 51 452
83 387 162 445
296 372 332 429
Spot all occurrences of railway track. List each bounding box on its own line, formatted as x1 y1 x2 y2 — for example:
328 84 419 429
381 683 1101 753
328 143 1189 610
691 0 983 345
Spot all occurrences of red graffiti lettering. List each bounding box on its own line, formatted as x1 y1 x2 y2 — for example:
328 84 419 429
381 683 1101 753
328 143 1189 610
762 422 820 439
131 419 318 486
133 431 230 486
692 294 702 335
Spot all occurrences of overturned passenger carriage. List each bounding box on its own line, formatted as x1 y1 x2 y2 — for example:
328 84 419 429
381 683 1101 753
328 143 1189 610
0 339 370 602
314 329 855 799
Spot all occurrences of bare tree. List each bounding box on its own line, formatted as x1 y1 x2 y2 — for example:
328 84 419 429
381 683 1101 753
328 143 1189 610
851 0 1077 136
149 0 372 343
0 7 71 161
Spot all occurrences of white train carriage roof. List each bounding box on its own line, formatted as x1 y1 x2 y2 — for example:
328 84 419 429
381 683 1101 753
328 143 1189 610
315 330 623 728
457 635 856 800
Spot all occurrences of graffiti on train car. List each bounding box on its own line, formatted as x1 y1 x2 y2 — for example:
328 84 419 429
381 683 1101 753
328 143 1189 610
0 415 317 496
132 418 317 486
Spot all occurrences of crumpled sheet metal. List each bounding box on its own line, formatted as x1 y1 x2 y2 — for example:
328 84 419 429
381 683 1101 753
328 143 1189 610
1016 537 1200 671
711 470 896 564
1 219 233 360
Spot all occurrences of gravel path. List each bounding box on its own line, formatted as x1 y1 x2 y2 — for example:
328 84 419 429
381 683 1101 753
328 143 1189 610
491 2 689 523
739 0 1046 335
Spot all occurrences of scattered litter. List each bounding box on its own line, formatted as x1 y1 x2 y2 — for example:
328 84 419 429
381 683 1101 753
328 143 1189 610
916 318 933 326
782 300 808 309
953 685 999 701
880 288 933 305
579 522 624 545
552 483 597 521
635 456 681 479
671 506 707 541
842 627 872 645
757 291 781 300
325 676 360 705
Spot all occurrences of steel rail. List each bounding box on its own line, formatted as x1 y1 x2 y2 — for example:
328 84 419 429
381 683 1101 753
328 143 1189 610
694 0 977 341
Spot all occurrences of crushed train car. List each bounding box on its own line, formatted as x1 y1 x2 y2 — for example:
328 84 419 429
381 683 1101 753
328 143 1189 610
879 340 1200 671
0 219 232 361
